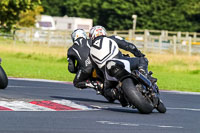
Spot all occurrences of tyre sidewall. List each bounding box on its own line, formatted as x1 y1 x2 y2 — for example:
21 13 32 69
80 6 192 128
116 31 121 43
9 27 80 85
0 65 8 89
122 78 154 114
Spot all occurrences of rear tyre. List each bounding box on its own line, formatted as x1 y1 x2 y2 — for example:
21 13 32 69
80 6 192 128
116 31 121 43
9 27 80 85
0 65 8 89
156 100 167 113
122 78 154 114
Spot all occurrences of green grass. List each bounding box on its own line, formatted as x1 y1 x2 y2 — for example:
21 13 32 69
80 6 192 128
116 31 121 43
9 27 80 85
1 51 200 92
150 66 200 92
1 52 74 82
149 58 200 92
1 38 200 92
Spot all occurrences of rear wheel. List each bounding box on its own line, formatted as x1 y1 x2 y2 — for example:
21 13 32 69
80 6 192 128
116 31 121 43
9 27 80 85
122 78 154 114
0 65 8 89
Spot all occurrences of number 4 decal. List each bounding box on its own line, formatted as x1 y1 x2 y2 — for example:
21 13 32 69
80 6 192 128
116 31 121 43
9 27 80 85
93 39 101 47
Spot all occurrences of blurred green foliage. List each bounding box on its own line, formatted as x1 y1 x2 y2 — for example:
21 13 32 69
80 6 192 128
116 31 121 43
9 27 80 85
41 0 200 31
17 5 43 28
1 0 199 32
0 0 41 32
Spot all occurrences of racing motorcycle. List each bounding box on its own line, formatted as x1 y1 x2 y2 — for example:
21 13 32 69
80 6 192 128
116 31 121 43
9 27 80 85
119 70 166 114
88 63 166 114
0 58 8 89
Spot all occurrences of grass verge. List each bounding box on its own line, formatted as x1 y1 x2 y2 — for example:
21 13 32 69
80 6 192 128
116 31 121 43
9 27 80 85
0 39 200 92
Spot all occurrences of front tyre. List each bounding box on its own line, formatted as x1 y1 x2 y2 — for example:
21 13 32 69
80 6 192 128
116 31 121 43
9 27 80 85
0 65 8 89
122 78 154 114
156 100 167 113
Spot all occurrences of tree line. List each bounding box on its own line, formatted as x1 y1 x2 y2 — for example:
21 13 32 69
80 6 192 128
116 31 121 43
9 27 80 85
0 0 41 32
41 0 200 32
0 0 200 32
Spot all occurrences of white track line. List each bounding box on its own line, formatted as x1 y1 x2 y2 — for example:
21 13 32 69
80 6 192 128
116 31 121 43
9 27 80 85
8 77 72 84
97 121 183 129
167 107 200 112
161 90 200 95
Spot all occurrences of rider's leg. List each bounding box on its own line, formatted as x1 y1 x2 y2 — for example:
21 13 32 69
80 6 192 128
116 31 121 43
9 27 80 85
134 57 157 83
73 68 92 89
138 57 149 75
103 79 118 102
126 57 148 74
103 79 128 106
104 59 131 106
105 59 131 81
126 57 157 83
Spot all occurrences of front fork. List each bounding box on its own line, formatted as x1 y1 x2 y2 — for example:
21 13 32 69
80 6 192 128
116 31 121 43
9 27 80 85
131 70 160 107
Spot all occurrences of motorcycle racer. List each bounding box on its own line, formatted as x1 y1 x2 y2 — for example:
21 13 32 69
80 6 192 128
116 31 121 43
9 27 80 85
89 25 156 106
67 29 96 89
68 29 119 103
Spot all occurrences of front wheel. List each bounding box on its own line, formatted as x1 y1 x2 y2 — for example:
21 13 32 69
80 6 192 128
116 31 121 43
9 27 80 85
156 100 167 113
0 65 8 89
122 78 154 114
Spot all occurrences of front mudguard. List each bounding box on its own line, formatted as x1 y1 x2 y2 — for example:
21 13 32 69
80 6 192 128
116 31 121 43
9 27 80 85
131 70 152 88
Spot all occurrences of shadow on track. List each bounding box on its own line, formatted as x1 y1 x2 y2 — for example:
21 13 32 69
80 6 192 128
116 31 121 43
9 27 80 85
105 107 140 114
51 95 142 114
50 96 118 105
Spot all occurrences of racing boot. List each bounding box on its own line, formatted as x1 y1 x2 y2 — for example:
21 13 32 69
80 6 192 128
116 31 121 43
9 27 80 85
109 88 128 107
139 68 148 77
139 69 157 84
147 71 157 84
94 81 104 95
88 80 104 95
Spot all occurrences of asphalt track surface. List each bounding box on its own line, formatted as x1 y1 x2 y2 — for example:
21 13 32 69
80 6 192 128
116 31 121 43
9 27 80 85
0 78 199 133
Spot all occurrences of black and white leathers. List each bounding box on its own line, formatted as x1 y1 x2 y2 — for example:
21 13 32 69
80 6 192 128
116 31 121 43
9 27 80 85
90 35 148 102
90 35 145 70
90 36 119 69
67 38 93 88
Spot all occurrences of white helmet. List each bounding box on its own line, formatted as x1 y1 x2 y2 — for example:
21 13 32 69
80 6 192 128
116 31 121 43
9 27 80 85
71 29 87 42
89 25 107 40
